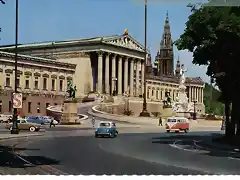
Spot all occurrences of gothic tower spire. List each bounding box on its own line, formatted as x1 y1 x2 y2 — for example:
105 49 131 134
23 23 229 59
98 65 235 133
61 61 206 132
155 11 174 76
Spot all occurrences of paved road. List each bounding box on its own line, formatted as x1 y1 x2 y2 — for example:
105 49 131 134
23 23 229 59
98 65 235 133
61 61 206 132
2 130 240 175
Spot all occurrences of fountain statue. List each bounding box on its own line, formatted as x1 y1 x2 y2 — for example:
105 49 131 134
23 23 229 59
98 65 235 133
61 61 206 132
172 64 194 117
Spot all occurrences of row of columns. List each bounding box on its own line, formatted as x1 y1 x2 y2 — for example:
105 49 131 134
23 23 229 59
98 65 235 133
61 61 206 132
146 86 204 104
97 51 144 96
188 86 204 103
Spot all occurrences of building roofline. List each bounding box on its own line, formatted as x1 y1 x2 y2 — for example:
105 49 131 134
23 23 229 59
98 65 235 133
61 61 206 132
0 51 76 68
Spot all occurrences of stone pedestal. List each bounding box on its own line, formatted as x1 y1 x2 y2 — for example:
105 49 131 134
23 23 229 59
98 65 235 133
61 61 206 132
162 106 174 118
61 100 80 125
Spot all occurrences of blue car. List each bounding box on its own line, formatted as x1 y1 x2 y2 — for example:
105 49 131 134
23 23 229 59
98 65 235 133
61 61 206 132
95 121 118 138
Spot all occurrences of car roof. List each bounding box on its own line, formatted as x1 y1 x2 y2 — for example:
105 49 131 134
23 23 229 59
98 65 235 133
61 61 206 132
99 121 114 124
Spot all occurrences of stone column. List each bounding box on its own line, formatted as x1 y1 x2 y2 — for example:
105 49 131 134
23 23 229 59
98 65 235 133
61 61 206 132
141 60 144 95
111 54 116 94
196 87 199 103
136 59 140 96
97 51 103 93
129 59 134 96
189 87 191 102
118 55 123 95
124 57 129 93
105 53 110 94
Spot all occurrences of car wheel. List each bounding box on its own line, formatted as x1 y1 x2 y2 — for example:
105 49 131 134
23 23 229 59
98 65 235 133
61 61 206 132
184 129 188 133
29 126 36 132
175 130 179 133
166 130 170 133
35 129 40 132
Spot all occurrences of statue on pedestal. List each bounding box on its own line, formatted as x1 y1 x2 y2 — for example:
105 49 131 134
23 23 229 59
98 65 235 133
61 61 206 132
163 91 172 107
66 80 77 99
179 64 187 86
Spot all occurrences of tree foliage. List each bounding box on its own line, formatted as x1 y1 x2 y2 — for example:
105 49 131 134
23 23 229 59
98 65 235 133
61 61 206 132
0 0 5 4
175 4 240 137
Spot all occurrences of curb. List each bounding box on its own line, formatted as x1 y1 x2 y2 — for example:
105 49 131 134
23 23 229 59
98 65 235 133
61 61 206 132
0 133 44 141
78 114 88 121
88 108 139 125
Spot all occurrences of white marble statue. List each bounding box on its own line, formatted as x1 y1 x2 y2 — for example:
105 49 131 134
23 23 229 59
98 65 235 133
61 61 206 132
179 64 187 85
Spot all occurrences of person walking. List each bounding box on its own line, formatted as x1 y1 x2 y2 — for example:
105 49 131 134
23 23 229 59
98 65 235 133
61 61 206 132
92 116 96 127
158 116 163 126
49 119 55 128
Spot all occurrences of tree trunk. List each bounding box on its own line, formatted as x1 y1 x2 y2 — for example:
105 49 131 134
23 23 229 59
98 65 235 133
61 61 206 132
225 101 232 137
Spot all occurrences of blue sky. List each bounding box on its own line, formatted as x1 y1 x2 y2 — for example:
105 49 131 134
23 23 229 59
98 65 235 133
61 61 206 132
0 0 209 82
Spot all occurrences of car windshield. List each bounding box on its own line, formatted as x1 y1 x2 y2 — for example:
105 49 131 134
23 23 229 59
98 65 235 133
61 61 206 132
167 119 176 122
99 123 110 127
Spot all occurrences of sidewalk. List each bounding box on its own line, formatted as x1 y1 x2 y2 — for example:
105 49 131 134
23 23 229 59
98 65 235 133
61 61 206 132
0 132 44 140
88 107 222 129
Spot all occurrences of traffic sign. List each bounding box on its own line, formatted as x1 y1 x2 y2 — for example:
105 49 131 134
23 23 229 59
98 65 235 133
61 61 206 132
12 93 22 109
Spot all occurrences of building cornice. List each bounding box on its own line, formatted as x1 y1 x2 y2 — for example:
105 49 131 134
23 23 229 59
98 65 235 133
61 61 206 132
0 51 76 69
146 75 205 86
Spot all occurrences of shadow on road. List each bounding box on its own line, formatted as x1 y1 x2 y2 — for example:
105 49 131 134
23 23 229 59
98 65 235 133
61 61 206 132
0 145 60 168
151 133 240 159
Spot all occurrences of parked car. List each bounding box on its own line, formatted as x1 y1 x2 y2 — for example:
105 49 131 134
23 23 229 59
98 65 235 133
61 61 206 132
27 116 58 125
5 119 42 132
95 121 118 138
0 114 12 123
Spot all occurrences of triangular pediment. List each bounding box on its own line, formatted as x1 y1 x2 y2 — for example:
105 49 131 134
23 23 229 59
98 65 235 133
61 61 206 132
102 35 145 53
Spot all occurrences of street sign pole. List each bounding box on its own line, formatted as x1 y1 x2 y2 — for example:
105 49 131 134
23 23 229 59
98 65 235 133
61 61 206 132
11 0 19 134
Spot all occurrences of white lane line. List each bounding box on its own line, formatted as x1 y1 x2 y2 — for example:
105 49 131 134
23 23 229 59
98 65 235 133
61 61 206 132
169 140 199 153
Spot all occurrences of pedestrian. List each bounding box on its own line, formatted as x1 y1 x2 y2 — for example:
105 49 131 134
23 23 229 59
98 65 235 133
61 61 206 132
92 117 95 127
158 116 163 126
49 119 55 128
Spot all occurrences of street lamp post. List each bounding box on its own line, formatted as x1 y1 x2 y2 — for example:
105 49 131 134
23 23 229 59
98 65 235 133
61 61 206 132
11 0 19 134
140 0 150 117
192 100 197 120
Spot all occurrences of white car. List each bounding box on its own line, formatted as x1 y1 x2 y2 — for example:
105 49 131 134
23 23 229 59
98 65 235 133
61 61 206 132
0 114 12 123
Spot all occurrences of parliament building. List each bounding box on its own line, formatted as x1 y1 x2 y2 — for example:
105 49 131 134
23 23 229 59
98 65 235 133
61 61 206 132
0 13 205 116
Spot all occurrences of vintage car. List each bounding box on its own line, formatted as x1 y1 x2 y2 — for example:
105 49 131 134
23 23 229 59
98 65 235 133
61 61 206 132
5 119 42 132
95 121 118 138
165 117 189 133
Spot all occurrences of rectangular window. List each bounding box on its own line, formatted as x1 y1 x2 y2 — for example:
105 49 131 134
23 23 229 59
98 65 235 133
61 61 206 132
6 77 10 87
51 79 55 90
59 80 63 91
34 80 38 89
16 79 20 87
8 101 12 112
37 102 40 113
43 78 47 90
25 79 29 89
28 102 31 113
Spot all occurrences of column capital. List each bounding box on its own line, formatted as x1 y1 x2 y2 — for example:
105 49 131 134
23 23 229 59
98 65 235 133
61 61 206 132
111 53 117 58
97 51 104 56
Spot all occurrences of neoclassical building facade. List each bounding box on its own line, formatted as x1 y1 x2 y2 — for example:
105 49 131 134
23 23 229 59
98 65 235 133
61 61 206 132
0 14 205 115
0 51 75 116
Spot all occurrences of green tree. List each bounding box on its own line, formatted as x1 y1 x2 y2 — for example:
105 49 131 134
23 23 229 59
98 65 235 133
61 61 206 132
175 4 240 138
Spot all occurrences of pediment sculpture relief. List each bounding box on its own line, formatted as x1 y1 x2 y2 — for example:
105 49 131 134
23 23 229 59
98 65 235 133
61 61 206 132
104 36 144 52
